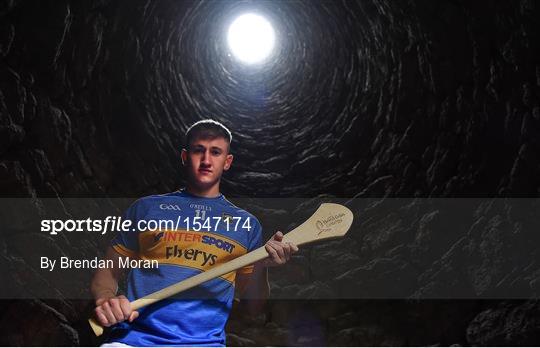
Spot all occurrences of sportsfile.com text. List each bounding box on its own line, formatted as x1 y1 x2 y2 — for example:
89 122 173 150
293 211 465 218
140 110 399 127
41 216 252 235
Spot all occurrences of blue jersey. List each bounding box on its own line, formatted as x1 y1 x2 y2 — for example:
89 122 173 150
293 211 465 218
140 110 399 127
107 189 262 346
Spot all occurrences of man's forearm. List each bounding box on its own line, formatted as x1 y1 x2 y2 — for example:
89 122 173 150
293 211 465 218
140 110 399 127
91 268 119 302
91 247 129 302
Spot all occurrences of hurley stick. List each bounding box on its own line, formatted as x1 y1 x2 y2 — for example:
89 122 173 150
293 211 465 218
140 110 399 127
89 203 353 336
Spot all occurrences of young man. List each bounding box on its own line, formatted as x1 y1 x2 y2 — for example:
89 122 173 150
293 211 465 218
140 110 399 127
91 119 298 346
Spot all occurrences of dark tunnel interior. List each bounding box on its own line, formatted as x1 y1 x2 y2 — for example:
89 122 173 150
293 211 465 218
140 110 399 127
1 0 540 346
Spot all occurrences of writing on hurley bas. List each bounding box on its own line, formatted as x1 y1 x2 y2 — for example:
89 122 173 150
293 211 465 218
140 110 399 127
40 256 158 272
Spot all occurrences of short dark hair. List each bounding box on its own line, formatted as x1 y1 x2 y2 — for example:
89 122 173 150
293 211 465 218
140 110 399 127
185 119 232 150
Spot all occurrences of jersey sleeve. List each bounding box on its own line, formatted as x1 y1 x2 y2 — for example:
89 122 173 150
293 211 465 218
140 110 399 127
237 216 263 275
110 201 141 258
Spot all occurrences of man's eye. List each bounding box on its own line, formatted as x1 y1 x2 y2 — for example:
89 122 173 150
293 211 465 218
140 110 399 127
192 148 204 153
211 150 221 156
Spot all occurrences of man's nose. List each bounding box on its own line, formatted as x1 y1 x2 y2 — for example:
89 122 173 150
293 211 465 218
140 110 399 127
201 150 211 165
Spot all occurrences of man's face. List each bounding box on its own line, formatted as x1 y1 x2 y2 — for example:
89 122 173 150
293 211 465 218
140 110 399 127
181 136 233 190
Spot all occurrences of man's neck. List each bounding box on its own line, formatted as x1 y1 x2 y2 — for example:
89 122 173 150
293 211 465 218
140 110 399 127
185 184 221 198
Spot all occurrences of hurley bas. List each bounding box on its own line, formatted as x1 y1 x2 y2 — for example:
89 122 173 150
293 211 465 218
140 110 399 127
40 256 158 272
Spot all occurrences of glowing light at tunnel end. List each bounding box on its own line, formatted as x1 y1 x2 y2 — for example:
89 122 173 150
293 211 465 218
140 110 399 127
227 13 275 65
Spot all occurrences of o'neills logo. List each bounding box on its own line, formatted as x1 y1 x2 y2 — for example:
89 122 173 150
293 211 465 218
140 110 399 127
316 213 345 236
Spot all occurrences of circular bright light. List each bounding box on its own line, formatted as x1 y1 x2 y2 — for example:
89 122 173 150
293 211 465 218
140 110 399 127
227 13 275 64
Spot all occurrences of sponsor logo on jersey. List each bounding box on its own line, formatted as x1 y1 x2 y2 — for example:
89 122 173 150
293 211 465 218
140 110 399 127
159 203 181 211
138 230 247 278
189 203 212 211
201 235 235 253
165 246 217 266
152 231 236 254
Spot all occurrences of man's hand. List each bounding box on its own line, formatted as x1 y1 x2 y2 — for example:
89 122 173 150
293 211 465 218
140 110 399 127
262 231 299 267
94 295 139 327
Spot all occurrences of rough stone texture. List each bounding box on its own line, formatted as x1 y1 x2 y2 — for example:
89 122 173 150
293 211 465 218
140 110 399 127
0 0 540 346
0 300 79 346
466 300 540 346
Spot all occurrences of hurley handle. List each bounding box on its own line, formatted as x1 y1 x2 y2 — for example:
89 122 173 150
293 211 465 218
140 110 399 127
89 203 353 336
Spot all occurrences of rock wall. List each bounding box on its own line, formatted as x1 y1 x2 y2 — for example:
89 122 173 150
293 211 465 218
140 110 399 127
1 0 539 345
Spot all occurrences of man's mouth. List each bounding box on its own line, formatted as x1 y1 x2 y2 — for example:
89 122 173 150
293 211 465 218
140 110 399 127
199 168 212 174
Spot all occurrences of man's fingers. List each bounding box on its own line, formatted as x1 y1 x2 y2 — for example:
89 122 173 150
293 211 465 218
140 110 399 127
95 308 109 327
265 243 284 264
109 298 126 321
270 242 285 263
264 232 299 267
273 231 283 241
95 296 136 327
281 242 292 261
128 311 139 323
266 242 285 264
101 301 117 325
119 296 132 320
284 242 298 258
263 244 277 267
272 241 286 261
265 243 279 260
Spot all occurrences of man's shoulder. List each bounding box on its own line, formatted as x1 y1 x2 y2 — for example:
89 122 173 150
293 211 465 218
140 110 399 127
220 197 261 225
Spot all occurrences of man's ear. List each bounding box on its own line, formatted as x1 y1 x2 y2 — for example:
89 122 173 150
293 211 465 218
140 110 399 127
224 154 234 171
181 149 188 166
